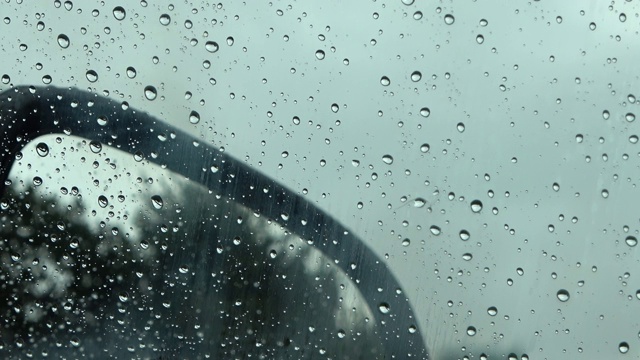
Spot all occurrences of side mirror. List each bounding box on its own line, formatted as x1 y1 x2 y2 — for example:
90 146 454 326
0 86 428 359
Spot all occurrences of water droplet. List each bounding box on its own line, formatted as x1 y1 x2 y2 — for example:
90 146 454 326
85 70 98 83
205 41 219 53
410 71 422 82
413 198 426 208
315 49 325 60
619 13 627 22
189 110 200 124
118 292 129 302
413 11 423 20
625 236 637 247
401 0 415 5
378 302 390 314
113 6 126 20
589 22 596 30
457 122 465 132
402 238 410 247
33 177 43 186
556 289 570 302
420 143 430 153
98 195 108 208
382 155 394 164
430 225 441 235
467 326 476 336
459 230 470 241
226 36 234 46
35 142 49 157
470 200 483 213
179 265 189 274
487 306 498 316
97 115 108 126
602 110 610 120
144 85 157 100
269 250 277 259
159 14 171 26
151 195 164 209
619 342 630 354
380 76 391 86
89 141 102 153
479 19 488 26
628 94 636 104
462 253 472 261
126 66 137 78
57 34 70 48
419 107 430 117
444 14 455 25
331 103 339 113
601 189 609 198
475 34 485 44
626 113 635 122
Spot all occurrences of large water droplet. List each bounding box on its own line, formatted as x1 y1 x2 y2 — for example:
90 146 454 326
419 107 430 117
144 85 157 100
401 0 415 5
113 6 126 20
626 113 635 122
444 14 455 25
459 230 470 241
159 14 171 26
466 326 476 336
410 71 422 82
85 70 98 83
556 289 570 302
189 110 200 124
413 198 426 208
430 225 441 235
151 195 164 209
315 49 325 60
35 142 49 157
89 141 102 153
487 306 497 316
378 302 390 314
380 76 391 86
98 195 108 208
619 342 629 354
625 236 637 247
470 200 483 213
126 66 137 78
205 41 219 53
57 34 70 48
420 143 430 153
382 154 394 164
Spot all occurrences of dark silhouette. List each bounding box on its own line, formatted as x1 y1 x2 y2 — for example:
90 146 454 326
0 85 428 359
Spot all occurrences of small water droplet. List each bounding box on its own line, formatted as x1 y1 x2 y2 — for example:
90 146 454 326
556 289 570 302
626 113 635 122
602 110 610 120
151 195 164 209
419 107 430 117
315 49 325 60
57 34 70 48
189 110 200 124
487 306 497 316
113 6 126 20
413 11 423 20
589 22 596 30
444 14 455 25
420 143 430 153
382 155 394 164
380 76 391 86
401 238 410 247
85 70 98 83
457 122 465 132
467 326 476 336
401 0 415 5
159 13 171 25
475 34 485 44
144 85 157 100
205 41 219 53
35 142 49 157
462 253 473 261
459 230 470 241
410 71 422 82
269 250 277 259
430 225 441 235
331 103 339 113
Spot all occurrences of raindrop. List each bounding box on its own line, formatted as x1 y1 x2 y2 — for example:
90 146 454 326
601 189 609 198
33 177 43 186
420 143 430 153
57 34 70 48
269 250 277 259
556 289 570 302
315 49 325 60
419 107 430 117
470 200 483 213
430 225 441 235
401 0 415 5
144 85 157 100
410 71 422 82
126 66 137 78
189 110 200 124
226 36 234 46
589 22 596 30
628 94 636 104
459 230 470 241
444 14 455 25
35 142 49 157
625 236 637 247
118 292 129 302
89 141 102 153
382 155 394 164
457 122 465 132
619 13 627 22
467 326 477 336
402 238 410 247
98 195 108 208
602 110 610 120
205 41 219 53
413 11 423 20
619 342 629 354
487 306 498 316
626 113 635 122
159 14 171 26
85 70 98 83
479 19 488 26
378 303 390 314
331 103 339 113
151 195 164 209
476 34 485 44
380 76 391 86
97 115 108 126
413 198 426 208
113 6 126 20
462 253 473 261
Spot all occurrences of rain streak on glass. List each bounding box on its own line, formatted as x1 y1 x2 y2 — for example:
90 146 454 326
112 6 126 20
